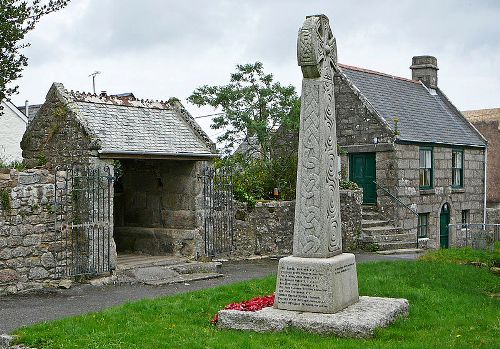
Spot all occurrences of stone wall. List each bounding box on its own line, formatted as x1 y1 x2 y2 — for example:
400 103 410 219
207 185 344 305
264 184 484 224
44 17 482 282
393 144 485 249
21 85 97 169
232 189 363 257
486 207 500 224
468 119 500 204
0 169 61 295
114 159 207 258
334 72 393 146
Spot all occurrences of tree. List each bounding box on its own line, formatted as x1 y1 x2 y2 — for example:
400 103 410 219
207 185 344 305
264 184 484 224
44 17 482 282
188 62 300 159
0 0 69 102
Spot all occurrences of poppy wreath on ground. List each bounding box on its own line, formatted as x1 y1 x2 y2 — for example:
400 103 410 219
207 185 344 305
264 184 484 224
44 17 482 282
211 294 275 324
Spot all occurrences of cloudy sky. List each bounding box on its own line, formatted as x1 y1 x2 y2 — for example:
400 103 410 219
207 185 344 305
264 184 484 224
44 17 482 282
11 0 500 141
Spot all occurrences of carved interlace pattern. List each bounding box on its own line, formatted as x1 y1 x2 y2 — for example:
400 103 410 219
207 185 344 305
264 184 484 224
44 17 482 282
294 15 341 256
297 83 322 254
297 15 337 79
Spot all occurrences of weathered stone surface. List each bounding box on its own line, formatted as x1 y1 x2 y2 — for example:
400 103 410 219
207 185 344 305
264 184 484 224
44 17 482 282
0 334 16 349
0 269 18 283
217 296 409 338
294 14 341 258
28 267 49 280
40 252 55 268
275 254 359 313
232 190 362 258
58 279 72 289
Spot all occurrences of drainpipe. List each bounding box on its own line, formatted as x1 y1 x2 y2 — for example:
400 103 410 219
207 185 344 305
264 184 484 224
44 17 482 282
483 146 488 225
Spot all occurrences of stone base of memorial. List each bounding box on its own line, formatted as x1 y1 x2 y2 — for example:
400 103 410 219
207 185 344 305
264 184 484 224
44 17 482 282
216 253 409 338
216 296 409 338
274 253 359 313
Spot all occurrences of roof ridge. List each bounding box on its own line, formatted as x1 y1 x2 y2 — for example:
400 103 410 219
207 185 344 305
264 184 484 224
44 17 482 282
67 88 179 110
339 63 420 84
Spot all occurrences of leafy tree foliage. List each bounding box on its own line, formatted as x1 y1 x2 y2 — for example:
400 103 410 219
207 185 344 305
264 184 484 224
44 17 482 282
188 62 300 158
0 0 69 101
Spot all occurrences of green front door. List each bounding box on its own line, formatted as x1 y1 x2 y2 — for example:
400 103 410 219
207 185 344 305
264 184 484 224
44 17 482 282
349 153 377 205
440 203 450 248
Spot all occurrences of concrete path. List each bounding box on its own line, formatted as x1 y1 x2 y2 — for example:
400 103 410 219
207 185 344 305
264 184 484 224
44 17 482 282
0 252 419 334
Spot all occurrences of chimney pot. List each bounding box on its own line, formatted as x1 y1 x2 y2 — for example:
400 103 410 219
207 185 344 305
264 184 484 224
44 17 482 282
410 55 438 89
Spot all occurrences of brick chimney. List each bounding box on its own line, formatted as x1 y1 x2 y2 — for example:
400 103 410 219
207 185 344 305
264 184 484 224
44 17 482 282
410 56 438 89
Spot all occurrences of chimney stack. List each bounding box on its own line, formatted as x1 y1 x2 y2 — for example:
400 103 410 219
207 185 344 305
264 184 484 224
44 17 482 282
410 55 438 89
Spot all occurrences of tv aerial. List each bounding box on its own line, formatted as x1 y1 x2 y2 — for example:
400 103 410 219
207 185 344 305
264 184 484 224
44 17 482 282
88 71 101 94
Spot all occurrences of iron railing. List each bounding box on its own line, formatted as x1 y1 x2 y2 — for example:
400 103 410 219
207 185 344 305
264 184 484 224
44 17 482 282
372 181 421 247
373 181 418 216
54 165 114 278
201 166 234 257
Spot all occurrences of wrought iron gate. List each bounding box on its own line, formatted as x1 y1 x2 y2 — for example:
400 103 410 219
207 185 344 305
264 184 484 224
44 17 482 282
201 166 234 256
54 165 114 277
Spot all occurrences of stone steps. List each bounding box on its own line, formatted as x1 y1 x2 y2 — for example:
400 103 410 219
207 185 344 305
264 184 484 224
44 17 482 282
375 241 418 251
360 206 416 251
361 233 415 243
361 219 391 228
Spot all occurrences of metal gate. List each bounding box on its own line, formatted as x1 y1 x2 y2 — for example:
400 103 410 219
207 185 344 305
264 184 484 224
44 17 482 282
201 166 234 256
54 165 114 277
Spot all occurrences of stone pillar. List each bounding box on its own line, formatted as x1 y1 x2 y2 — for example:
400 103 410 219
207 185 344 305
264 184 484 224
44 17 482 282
275 14 359 314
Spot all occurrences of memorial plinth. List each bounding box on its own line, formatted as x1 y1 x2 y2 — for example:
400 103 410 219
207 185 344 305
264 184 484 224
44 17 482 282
275 254 358 313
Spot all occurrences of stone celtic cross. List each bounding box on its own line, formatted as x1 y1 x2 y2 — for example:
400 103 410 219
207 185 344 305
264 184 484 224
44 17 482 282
293 14 342 258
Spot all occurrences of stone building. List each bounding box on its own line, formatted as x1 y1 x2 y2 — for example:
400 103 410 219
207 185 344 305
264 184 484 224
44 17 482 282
335 56 487 249
462 108 500 209
0 100 28 163
20 83 217 275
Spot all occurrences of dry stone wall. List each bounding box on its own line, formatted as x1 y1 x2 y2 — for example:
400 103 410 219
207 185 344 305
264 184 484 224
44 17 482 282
232 190 363 257
0 168 62 295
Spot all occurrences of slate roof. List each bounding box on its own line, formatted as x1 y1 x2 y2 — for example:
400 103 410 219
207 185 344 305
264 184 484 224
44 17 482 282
17 104 42 123
339 64 486 147
55 83 215 157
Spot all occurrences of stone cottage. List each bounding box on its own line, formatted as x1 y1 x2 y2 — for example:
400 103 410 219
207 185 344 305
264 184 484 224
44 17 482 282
0 100 28 163
20 83 217 275
335 56 487 250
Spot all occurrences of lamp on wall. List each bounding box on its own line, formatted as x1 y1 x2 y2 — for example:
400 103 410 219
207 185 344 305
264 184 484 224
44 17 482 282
373 137 379 144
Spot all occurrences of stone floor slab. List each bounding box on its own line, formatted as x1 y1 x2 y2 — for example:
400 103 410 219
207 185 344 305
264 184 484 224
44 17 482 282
217 296 409 338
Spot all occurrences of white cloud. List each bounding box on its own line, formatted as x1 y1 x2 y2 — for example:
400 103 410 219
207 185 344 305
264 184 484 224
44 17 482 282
11 0 500 141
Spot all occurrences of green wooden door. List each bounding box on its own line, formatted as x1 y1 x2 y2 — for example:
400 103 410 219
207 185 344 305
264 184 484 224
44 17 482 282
440 203 450 248
349 153 377 205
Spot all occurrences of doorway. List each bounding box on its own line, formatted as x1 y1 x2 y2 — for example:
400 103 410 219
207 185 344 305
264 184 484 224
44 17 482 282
440 203 450 248
349 153 377 204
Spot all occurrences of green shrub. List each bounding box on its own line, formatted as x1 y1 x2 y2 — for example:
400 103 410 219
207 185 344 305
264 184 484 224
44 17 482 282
0 189 10 211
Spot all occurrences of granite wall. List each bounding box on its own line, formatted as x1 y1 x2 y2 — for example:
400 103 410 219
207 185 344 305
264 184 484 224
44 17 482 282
21 86 97 169
232 189 363 257
393 144 485 249
0 169 62 295
114 159 206 258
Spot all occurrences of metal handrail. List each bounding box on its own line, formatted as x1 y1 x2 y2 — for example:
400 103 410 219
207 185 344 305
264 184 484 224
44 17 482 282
372 181 418 216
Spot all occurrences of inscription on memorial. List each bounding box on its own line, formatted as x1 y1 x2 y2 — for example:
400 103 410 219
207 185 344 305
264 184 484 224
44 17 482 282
277 262 355 309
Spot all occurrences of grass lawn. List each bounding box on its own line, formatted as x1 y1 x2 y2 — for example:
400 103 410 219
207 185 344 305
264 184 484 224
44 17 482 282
14 251 499 349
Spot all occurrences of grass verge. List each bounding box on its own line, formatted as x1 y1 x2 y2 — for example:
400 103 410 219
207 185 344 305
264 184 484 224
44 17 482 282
419 243 500 268
14 259 499 349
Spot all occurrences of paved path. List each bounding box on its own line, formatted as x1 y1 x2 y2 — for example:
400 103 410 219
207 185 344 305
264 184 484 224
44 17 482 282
0 252 418 334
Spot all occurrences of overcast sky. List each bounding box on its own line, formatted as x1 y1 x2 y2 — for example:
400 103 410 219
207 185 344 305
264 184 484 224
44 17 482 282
11 0 500 141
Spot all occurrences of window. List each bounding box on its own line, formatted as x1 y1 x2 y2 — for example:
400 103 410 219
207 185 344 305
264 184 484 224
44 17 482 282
461 210 469 228
419 148 433 189
417 213 429 238
452 149 464 188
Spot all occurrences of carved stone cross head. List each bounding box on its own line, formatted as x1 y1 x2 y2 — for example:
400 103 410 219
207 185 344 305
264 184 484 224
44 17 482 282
297 14 337 79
